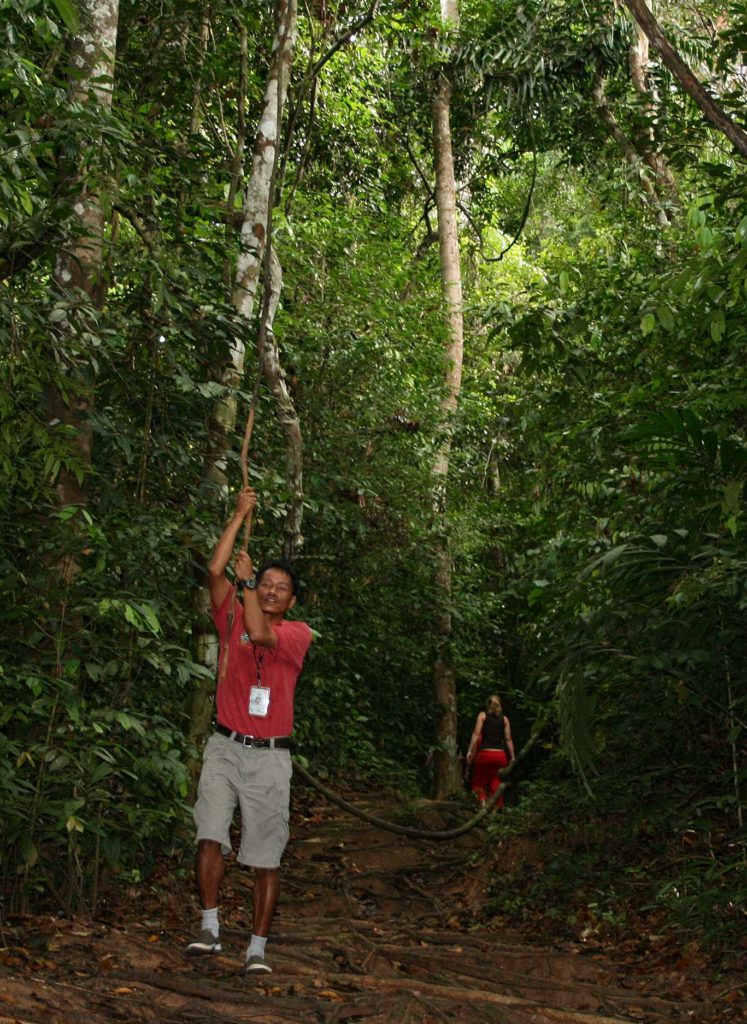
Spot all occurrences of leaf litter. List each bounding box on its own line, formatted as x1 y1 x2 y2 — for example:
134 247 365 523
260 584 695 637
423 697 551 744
0 784 742 1024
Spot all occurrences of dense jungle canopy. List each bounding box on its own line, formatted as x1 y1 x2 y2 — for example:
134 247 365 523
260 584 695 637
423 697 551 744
1 0 745 964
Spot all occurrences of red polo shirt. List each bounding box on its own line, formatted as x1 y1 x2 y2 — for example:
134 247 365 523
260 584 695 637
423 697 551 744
212 587 312 738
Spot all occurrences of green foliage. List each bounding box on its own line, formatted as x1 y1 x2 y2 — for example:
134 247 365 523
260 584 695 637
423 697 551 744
0 496 208 910
489 766 746 954
0 0 744 954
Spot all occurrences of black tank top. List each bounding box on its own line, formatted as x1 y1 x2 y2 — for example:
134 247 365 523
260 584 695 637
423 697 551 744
480 712 505 750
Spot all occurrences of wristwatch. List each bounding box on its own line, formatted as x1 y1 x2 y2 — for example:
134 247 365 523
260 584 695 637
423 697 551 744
238 575 257 591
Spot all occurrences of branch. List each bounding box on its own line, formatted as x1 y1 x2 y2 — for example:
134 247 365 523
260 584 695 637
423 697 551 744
280 3 380 212
414 227 439 261
309 0 381 79
282 75 318 216
399 213 438 302
404 137 435 200
483 144 538 263
456 198 482 238
623 0 747 159
591 72 670 226
112 203 157 251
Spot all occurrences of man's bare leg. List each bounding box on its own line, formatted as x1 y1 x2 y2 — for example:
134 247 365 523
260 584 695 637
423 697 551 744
187 840 224 954
196 839 224 908
245 868 279 972
252 868 279 935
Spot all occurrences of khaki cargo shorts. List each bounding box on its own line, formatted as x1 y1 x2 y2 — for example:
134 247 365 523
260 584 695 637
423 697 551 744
193 732 292 868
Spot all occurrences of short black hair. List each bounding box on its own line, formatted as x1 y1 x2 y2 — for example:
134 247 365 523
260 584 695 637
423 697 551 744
256 559 300 596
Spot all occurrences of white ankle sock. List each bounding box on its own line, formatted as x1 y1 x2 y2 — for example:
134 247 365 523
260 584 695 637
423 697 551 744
246 934 267 959
201 907 219 935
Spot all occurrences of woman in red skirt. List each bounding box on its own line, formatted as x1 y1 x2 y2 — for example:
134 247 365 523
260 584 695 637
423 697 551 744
466 695 515 806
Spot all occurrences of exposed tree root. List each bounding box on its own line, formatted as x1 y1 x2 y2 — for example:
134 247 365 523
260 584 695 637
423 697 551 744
0 787 720 1024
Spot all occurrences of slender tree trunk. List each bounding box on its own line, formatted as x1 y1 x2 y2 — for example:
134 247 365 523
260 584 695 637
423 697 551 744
628 25 678 196
628 24 650 98
47 0 119 560
430 0 465 800
188 12 211 136
591 73 670 226
259 251 305 559
190 0 299 765
232 0 302 555
623 0 747 158
173 9 211 236
224 22 249 292
203 0 298 496
37 0 119 912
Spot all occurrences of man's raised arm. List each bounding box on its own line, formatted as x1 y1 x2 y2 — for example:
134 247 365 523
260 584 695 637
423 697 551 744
207 488 256 609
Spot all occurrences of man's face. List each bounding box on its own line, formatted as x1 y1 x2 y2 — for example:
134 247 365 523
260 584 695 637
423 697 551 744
257 568 296 617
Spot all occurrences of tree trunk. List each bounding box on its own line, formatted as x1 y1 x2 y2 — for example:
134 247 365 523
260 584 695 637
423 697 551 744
623 0 747 159
189 0 300 769
591 73 670 226
628 23 650 98
47 0 119 564
34 0 120 912
430 3 465 799
204 0 299 497
628 23 678 197
259 251 305 560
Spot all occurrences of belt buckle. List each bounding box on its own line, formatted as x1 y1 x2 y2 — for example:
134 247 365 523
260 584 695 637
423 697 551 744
242 735 256 748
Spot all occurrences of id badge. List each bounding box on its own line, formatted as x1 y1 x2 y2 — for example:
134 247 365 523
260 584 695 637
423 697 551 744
249 685 271 717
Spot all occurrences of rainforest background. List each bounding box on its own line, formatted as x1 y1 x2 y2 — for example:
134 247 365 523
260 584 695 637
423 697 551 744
1 0 745 963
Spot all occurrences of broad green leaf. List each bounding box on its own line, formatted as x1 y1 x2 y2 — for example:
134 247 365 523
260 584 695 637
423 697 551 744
710 310 725 342
51 0 80 32
20 835 38 868
600 545 629 568
640 312 656 336
721 480 743 518
134 602 161 635
656 304 674 332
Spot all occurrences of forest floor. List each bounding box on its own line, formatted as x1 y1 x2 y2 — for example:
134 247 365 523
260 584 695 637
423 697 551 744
1 783 743 1024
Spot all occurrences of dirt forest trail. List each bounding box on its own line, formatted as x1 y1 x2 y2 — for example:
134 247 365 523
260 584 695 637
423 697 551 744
0 787 725 1024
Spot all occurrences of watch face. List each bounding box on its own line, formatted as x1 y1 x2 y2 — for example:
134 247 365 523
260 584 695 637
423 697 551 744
246 576 257 590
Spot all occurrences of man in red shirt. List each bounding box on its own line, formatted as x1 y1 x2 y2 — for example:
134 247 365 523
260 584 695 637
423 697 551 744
188 487 312 974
